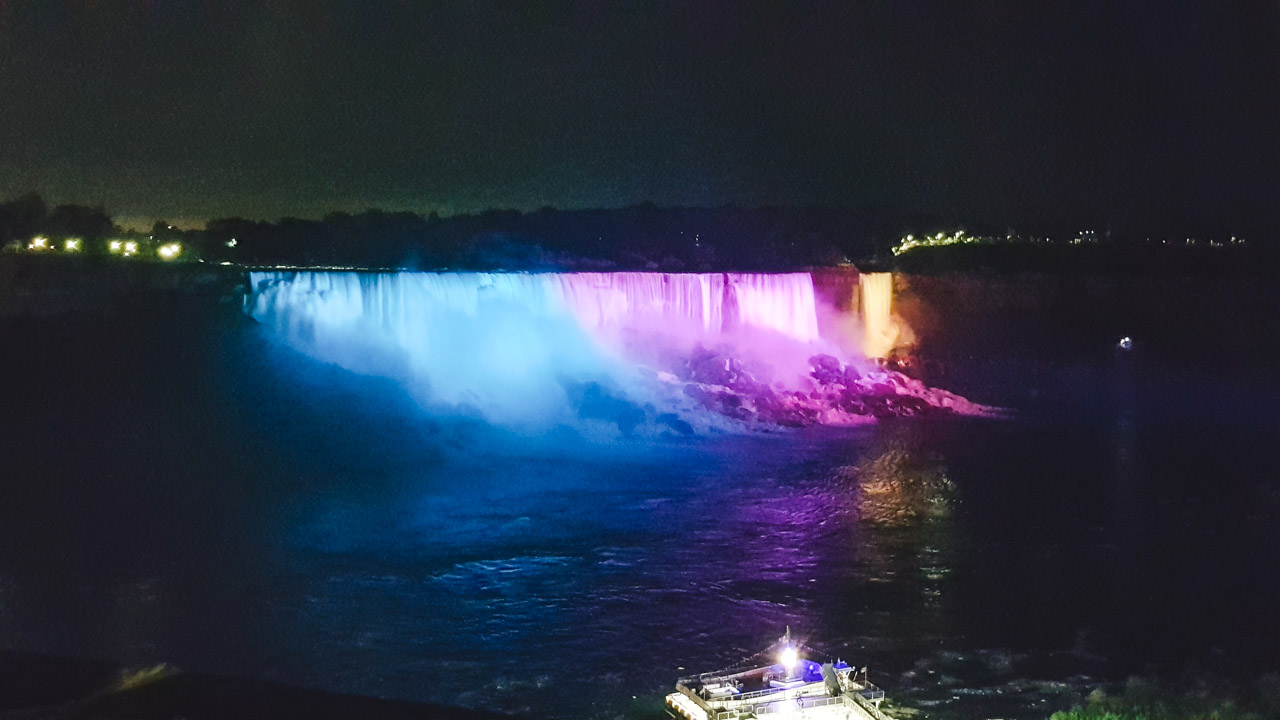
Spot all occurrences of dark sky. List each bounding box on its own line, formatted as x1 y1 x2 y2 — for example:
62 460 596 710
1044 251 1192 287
1 1 1276 231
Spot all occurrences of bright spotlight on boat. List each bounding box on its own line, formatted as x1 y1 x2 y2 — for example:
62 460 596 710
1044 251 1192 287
779 646 798 673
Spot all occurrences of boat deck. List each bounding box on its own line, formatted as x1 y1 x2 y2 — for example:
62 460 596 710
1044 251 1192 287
665 631 892 720
665 679 889 720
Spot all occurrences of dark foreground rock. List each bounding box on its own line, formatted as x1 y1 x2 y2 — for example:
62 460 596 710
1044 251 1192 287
0 650 503 720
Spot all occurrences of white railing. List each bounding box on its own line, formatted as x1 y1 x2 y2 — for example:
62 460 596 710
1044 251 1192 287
719 684 791 702
848 690 893 720
706 692 869 720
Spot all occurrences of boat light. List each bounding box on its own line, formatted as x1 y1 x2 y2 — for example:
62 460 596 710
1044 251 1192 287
780 646 798 673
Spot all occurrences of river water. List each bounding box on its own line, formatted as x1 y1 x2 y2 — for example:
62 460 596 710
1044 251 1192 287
1 297 1278 719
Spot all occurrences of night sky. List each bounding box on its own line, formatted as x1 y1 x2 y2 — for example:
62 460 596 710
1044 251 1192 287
1 1 1276 231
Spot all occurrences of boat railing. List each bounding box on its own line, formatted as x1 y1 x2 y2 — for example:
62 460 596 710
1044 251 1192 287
720 684 792 703
857 682 885 702
680 665 768 687
846 688 893 720
677 676 812 705
697 694 845 720
674 682 713 714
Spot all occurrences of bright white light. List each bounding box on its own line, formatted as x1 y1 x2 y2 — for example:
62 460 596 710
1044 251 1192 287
64 238 81 252
123 241 139 256
1118 336 1133 350
226 238 237 248
109 240 122 252
158 242 182 260
28 236 48 250
780 646 799 673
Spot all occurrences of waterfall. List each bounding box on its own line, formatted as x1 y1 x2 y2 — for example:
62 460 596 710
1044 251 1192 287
247 271 821 343
859 272 897 359
245 271 824 425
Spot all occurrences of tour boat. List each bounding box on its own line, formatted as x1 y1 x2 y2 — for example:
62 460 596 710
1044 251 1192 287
665 629 891 720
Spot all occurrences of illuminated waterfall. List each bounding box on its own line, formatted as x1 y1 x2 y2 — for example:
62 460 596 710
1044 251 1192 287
859 272 897 359
246 271 823 424
247 271 821 342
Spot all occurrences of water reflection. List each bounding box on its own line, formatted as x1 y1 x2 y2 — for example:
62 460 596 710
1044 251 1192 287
842 440 955 528
4 304 1280 720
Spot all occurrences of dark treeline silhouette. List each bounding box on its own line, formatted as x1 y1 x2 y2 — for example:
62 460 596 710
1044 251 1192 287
0 193 901 269
0 192 955 269
2 191 1274 274
0 192 113 251
203 205 897 270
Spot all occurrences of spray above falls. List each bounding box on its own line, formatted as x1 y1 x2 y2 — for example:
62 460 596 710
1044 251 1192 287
245 270 988 432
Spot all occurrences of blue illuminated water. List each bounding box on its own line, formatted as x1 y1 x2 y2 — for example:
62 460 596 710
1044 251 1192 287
1 294 1278 719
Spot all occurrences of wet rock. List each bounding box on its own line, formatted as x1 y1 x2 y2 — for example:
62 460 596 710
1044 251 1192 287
563 380 646 435
808 354 844 386
667 345 989 428
837 392 868 415
657 413 695 436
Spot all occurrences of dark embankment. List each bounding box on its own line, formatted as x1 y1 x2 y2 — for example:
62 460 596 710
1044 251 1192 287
889 269 1279 407
896 272 1278 365
0 255 243 320
0 650 502 719
888 241 1279 367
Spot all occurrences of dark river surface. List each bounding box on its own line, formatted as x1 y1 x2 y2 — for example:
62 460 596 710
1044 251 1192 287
2 300 1279 719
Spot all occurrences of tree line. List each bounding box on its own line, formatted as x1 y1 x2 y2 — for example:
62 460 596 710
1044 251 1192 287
3 191 1269 274
0 192 913 270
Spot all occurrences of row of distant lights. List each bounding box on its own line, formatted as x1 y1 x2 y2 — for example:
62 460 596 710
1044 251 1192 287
111 239 183 259
890 230 982 256
893 230 1248 256
1160 237 1247 247
27 235 85 253
25 235 183 260
893 230 1087 256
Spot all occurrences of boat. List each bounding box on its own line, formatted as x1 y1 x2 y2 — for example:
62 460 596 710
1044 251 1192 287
665 628 891 720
